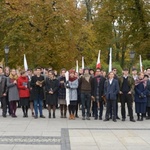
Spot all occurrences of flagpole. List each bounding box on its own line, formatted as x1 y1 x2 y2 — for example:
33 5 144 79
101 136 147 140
108 48 112 72
76 60 79 73
24 54 28 71
82 56 84 69
139 55 143 72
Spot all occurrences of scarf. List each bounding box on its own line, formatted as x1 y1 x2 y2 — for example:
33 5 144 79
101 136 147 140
83 73 90 82
9 73 18 80
69 76 77 82
0 75 3 83
135 78 147 88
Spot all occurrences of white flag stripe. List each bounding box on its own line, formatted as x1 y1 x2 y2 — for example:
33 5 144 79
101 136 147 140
139 55 143 72
65 71 70 106
76 60 79 73
24 54 28 71
82 56 84 69
108 48 112 73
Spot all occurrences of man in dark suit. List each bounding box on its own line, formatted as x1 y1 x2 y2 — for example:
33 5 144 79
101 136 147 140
104 71 119 122
119 68 135 122
91 68 105 120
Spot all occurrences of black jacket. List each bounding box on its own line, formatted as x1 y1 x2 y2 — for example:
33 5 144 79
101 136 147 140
91 75 105 101
30 75 45 100
0 75 7 97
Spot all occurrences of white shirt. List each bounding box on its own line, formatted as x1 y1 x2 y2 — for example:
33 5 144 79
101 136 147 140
109 79 113 85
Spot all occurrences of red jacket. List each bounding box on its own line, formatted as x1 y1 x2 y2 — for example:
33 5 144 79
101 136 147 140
17 76 30 98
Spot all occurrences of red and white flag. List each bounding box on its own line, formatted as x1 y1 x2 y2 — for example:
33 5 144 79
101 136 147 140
96 50 101 69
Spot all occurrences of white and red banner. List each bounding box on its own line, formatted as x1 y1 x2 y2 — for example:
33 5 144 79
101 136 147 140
96 50 101 69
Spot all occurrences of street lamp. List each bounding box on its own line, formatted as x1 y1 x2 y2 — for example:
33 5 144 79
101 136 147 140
129 51 135 73
4 45 9 67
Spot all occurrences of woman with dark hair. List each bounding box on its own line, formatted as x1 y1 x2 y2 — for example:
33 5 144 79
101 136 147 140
45 70 58 118
17 70 30 117
67 70 78 120
7 69 19 117
135 72 147 121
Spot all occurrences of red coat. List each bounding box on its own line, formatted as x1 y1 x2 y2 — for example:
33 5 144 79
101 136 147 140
17 76 30 98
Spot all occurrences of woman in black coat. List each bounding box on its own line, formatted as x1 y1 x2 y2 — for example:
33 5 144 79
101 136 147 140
45 70 58 118
135 72 147 121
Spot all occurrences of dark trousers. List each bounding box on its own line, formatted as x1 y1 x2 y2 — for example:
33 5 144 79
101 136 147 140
6 94 11 115
105 99 116 120
0 97 7 116
93 101 104 118
120 93 134 119
81 92 91 117
69 101 77 115
110 101 118 117
146 107 150 117
10 101 17 115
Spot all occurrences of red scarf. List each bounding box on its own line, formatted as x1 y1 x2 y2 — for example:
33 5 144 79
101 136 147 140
69 77 77 82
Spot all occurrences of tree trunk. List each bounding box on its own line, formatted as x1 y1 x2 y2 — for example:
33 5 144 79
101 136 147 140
85 0 92 21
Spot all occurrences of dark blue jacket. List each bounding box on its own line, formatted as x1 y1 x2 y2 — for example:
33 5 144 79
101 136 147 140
104 79 119 100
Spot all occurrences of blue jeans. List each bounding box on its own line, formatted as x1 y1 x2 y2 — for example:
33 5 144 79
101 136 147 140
81 92 91 117
34 97 43 116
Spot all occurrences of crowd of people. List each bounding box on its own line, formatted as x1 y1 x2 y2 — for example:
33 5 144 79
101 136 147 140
0 65 150 122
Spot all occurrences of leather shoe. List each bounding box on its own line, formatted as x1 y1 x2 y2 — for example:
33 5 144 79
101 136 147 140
82 117 85 120
104 119 109 121
130 119 136 122
116 116 120 119
113 119 117 122
122 118 125 121
94 117 98 120
99 117 102 120
40 115 45 118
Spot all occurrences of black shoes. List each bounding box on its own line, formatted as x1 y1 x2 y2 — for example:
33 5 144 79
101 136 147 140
34 115 38 119
104 119 109 121
75 114 79 118
3 114 6 118
49 113 51 118
99 117 102 120
86 117 90 120
82 117 85 120
130 119 136 122
40 115 45 118
113 119 117 122
94 117 98 120
122 118 125 121
116 116 120 119
53 113 55 118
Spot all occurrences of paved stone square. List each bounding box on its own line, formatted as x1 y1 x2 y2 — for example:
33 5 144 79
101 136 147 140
0 104 150 150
